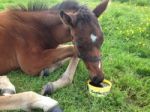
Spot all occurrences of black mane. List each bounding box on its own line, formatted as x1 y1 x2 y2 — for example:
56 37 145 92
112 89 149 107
51 1 80 11
52 1 93 24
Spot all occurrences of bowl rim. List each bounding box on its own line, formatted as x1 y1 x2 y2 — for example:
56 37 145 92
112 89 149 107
87 79 112 93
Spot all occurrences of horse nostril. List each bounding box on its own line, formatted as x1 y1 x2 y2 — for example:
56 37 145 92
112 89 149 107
91 76 104 86
92 76 100 85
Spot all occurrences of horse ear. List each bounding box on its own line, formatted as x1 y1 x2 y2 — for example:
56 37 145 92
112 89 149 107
59 11 73 27
93 0 110 18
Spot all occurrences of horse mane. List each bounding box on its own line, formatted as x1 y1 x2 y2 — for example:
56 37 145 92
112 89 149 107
9 0 93 25
52 1 93 25
9 1 81 12
51 1 80 11
52 1 94 25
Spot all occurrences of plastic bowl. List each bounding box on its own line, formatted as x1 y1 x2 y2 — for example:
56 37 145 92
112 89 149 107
87 79 112 97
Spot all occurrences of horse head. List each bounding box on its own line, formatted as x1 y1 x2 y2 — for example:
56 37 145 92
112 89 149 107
59 0 110 86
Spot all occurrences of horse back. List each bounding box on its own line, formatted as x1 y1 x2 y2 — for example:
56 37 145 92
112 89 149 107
0 11 19 74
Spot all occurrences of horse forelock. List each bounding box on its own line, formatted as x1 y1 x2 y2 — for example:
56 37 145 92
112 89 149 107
51 1 80 11
76 7 93 25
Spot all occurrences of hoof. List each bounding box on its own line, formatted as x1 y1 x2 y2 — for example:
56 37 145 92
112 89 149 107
48 105 63 112
1 89 16 96
40 68 49 77
41 83 54 95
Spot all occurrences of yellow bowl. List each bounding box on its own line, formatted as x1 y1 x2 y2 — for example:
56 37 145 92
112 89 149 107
87 79 112 97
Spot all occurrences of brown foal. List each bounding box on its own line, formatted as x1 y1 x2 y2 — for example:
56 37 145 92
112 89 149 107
0 0 109 111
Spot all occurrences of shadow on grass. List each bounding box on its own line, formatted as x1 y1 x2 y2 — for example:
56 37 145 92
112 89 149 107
136 68 150 77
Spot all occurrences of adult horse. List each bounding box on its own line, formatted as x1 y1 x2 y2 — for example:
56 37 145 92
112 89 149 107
0 0 110 111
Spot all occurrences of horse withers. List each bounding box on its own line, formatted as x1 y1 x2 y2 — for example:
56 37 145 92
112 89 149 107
0 0 109 111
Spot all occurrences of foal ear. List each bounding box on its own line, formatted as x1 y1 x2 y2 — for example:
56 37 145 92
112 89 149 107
59 11 73 27
93 0 110 18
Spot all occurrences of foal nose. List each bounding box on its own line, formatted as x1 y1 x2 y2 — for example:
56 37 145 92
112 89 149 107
91 75 104 86
90 69 104 86
91 76 101 85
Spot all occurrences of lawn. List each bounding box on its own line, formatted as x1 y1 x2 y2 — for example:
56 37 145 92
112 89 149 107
0 0 150 112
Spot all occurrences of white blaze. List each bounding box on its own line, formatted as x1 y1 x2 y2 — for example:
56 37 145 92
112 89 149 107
99 62 101 69
90 34 97 43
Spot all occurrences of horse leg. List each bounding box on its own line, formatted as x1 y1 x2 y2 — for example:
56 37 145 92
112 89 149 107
16 45 76 76
0 91 62 112
40 45 73 76
42 57 79 95
0 76 16 95
40 57 70 77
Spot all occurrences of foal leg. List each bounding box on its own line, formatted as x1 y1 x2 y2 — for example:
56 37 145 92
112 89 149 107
42 57 79 95
0 76 16 95
16 45 76 76
40 58 70 77
0 91 62 112
40 45 73 76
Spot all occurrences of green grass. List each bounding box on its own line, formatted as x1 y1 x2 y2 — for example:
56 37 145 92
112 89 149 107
0 0 150 112
113 0 150 6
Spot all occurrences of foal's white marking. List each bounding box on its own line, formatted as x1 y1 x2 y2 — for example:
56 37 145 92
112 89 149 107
90 34 97 43
99 62 101 69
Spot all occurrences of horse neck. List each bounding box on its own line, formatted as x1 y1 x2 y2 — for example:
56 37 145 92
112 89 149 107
11 10 73 48
35 11 72 45
49 21 73 44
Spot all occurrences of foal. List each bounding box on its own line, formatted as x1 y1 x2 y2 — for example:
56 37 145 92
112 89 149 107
0 0 109 111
